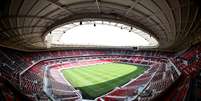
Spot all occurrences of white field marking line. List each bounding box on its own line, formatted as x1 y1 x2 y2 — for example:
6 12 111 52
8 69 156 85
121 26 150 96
55 64 103 83
58 69 82 98
52 88 78 93
72 63 135 87
57 62 142 99
49 68 82 99
60 63 131 92
75 70 119 91
96 64 151 99
59 64 110 90
67 69 96 86
71 68 121 88
57 62 112 96
77 66 123 82
59 69 78 90
77 65 121 85
80 64 137 83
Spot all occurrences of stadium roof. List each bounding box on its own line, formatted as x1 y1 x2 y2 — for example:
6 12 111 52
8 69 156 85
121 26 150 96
0 0 200 51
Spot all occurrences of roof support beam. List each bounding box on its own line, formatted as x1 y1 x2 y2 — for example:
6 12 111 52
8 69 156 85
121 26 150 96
95 0 101 13
125 0 140 16
46 0 74 14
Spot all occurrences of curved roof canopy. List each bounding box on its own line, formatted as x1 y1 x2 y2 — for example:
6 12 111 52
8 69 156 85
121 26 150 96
0 0 200 51
45 20 158 48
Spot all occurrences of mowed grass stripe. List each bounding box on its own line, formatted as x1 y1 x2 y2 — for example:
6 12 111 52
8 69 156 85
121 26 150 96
82 67 144 98
80 64 136 83
64 63 137 87
76 65 136 91
80 63 137 79
63 69 96 86
62 63 145 99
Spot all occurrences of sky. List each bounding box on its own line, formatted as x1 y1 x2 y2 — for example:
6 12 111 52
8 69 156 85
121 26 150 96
59 24 149 47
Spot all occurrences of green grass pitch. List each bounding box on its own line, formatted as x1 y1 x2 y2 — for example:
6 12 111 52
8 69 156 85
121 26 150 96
61 63 145 99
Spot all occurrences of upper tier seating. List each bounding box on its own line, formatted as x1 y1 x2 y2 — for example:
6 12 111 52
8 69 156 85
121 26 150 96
172 44 201 76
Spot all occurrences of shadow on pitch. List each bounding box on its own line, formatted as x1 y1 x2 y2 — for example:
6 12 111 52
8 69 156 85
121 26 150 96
75 67 145 99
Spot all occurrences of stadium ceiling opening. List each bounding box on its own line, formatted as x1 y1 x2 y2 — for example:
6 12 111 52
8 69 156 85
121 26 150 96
45 20 159 48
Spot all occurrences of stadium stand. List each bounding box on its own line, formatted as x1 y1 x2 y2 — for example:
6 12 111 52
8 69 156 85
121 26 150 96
1 0 201 101
172 44 201 76
0 43 201 101
98 61 178 101
185 70 201 101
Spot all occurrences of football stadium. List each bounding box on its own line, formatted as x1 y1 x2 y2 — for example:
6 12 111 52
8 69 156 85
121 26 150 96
0 0 201 101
